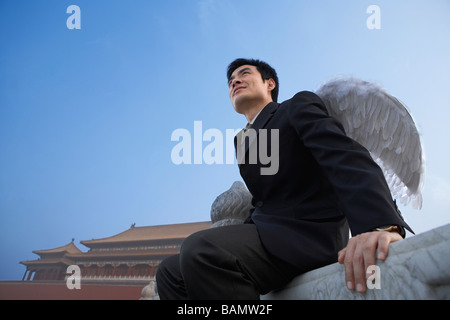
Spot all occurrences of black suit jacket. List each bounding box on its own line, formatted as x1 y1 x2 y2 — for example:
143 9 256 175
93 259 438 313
234 91 413 273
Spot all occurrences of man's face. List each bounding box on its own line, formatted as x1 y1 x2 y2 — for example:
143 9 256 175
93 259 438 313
228 65 274 114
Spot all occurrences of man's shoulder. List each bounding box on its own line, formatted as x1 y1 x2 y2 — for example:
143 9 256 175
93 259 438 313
279 90 328 114
283 90 323 104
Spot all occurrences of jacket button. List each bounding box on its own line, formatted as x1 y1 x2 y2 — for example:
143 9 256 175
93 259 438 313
256 201 263 207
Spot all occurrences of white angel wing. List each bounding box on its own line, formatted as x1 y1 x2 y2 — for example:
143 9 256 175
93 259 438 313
316 77 425 209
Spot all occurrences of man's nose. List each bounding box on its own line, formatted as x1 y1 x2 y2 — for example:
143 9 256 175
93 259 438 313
231 78 242 88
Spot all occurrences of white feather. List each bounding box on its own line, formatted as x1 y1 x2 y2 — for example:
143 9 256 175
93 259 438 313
316 77 425 209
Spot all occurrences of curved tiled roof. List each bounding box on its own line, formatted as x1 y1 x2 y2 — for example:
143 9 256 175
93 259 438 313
20 257 75 266
81 221 211 247
32 241 83 255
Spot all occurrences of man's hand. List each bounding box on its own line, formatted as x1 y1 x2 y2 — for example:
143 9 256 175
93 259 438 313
338 230 402 293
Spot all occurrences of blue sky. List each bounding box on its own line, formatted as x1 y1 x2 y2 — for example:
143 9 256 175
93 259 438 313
1 0 450 280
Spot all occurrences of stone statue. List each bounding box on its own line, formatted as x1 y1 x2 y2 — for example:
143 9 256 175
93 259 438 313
210 181 253 228
140 280 159 300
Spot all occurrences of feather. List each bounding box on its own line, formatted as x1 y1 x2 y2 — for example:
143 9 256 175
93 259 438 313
316 77 425 209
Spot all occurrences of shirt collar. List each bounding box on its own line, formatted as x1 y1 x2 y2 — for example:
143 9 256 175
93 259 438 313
249 106 265 125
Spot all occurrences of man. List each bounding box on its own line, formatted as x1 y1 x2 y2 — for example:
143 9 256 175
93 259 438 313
156 58 413 299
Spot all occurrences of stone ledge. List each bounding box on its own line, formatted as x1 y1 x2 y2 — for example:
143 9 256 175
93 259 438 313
261 223 450 300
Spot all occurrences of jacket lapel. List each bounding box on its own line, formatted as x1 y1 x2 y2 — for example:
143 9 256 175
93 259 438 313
235 102 279 164
251 102 278 132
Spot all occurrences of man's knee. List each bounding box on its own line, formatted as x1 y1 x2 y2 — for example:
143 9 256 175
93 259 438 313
179 230 218 271
155 254 189 300
180 231 205 258
155 259 166 282
156 254 179 283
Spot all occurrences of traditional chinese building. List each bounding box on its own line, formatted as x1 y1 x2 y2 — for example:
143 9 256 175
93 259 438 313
20 221 211 285
6 181 250 299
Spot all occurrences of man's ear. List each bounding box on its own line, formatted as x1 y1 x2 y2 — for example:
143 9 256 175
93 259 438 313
267 78 276 93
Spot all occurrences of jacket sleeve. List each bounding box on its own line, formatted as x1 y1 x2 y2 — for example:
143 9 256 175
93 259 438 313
287 91 413 236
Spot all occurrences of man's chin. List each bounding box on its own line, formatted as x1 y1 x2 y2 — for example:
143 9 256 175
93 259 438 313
232 96 249 113
232 105 247 116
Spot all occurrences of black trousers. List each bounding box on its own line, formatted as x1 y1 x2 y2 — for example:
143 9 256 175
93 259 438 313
155 224 299 300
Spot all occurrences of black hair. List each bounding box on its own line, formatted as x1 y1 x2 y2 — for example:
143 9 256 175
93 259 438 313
227 58 279 102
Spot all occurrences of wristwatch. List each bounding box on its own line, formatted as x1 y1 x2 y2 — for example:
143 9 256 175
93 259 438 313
374 225 405 237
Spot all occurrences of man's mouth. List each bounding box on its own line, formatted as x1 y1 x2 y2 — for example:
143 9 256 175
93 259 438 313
233 87 245 96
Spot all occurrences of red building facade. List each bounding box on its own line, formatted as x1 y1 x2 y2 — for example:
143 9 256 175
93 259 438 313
20 221 211 285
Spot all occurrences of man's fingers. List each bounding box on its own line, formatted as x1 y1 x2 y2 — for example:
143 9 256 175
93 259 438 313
338 247 346 264
341 231 404 293
376 231 402 260
351 247 367 293
358 233 380 293
342 238 356 291
349 232 378 293
362 233 378 274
